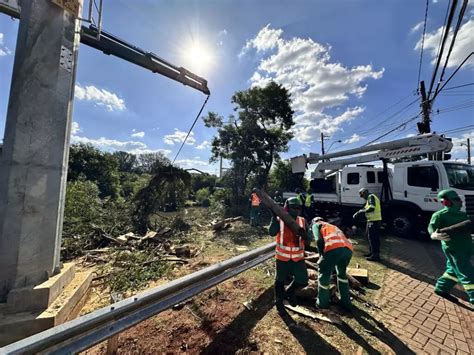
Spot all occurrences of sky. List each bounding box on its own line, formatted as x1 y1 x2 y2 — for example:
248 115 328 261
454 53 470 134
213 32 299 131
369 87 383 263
1 0 473 175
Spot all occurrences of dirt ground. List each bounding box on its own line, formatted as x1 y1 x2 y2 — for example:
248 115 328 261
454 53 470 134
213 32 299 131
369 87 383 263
80 207 395 354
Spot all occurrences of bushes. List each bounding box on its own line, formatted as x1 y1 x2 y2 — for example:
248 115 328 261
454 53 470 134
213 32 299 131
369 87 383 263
209 188 232 216
62 179 133 259
195 187 211 206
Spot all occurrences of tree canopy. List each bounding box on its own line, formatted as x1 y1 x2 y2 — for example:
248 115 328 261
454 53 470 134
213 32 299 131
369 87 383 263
203 82 294 199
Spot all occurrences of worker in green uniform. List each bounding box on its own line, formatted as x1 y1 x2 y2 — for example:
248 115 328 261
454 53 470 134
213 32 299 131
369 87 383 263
273 191 285 207
269 197 310 314
310 217 354 311
428 189 473 305
353 188 382 261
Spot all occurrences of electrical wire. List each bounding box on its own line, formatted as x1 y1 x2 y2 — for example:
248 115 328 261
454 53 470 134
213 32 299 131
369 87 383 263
432 52 474 100
427 0 458 99
417 0 430 91
439 124 474 135
443 83 474 91
172 94 210 164
362 113 422 146
433 0 468 97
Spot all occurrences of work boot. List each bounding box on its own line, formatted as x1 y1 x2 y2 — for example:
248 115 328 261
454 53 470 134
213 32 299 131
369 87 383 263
363 252 372 258
286 281 302 307
434 289 459 304
275 282 287 314
366 255 381 262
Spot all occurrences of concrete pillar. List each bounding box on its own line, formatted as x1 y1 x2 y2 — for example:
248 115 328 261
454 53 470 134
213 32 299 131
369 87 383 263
0 0 81 301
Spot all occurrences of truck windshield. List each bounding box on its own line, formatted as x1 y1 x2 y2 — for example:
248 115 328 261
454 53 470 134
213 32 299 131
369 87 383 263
443 163 474 191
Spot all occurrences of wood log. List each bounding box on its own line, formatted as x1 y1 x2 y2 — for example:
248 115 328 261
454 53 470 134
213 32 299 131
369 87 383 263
211 216 243 231
255 189 303 237
438 219 472 234
347 268 369 285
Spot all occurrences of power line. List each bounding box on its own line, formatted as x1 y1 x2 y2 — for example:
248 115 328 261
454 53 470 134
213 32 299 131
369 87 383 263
433 0 468 98
417 0 430 90
427 0 458 99
362 113 422 146
335 95 419 142
443 82 474 91
172 94 210 164
439 124 474 135
432 52 474 100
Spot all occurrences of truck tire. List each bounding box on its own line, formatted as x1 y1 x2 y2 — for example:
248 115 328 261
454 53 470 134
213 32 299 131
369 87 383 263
390 213 416 238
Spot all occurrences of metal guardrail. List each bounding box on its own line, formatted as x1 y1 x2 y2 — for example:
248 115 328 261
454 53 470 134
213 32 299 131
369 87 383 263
0 242 276 354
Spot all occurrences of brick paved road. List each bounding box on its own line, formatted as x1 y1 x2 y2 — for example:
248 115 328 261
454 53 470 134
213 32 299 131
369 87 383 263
376 237 473 354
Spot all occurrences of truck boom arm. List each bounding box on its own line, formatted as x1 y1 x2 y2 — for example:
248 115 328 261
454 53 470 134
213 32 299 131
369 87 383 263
291 134 453 178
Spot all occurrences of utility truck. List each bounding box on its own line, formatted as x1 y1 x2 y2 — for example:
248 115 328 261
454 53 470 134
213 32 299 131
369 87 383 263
290 134 474 237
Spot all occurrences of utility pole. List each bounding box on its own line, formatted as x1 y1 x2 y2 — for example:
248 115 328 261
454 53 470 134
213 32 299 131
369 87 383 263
418 80 431 134
467 138 471 165
321 132 330 155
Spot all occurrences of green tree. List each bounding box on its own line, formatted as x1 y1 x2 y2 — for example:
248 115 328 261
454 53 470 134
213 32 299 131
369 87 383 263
68 144 120 198
135 152 171 174
268 159 307 194
203 82 294 200
113 151 137 173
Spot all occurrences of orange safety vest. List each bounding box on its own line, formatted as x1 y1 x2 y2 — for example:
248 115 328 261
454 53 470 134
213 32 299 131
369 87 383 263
275 216 306 262
251 193 261 206
319 222 353 253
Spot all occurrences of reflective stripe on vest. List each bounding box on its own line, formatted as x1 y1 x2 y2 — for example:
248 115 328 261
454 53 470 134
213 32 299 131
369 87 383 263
319 222 353 253
251 193 261 206
275 216 306 262
305 194 313 207
365 194 382 221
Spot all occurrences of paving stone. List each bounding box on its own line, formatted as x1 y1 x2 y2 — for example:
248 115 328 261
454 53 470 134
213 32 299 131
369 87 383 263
453 339 470 353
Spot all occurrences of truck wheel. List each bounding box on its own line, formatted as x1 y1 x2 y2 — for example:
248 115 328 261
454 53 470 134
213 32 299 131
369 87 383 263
391 214 415 238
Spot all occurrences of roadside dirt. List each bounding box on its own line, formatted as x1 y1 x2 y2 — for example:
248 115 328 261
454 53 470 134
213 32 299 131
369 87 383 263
80 208 394 354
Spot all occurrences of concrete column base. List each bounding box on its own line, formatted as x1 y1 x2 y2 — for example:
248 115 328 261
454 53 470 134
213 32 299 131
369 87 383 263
0 266 92 346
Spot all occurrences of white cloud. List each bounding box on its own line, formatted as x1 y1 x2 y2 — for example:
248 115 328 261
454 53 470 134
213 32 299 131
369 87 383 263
71 121 81 135
450 130 474 157
74 84 126 112
164 129 196 145
71 131 170 156
343 133 363 144
196 140 211 150
416 18 474 69
131 131 145 138
0 33 12 57
410 21 424 34
239 25 283 57
218 29 228 37
242 25 383 143
174 159 217 174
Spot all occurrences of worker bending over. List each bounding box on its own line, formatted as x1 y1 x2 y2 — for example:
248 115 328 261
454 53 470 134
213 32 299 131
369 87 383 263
268 197 310 314
311 217 353 311
353 188 382 261
428 189 473 305
249 188 261 226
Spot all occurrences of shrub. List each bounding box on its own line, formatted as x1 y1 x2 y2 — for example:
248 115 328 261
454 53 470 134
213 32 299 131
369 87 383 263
195 187 211 206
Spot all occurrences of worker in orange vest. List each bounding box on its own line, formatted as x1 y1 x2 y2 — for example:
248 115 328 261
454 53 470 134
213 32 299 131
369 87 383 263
311 217 353 311
249 188 262 226
269 197 310 314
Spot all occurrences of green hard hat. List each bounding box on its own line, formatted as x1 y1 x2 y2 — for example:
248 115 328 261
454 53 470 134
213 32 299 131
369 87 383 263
286 197 302 206
438 189 461 201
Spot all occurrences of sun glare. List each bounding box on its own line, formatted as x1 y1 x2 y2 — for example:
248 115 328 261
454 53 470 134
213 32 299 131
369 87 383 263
183 41 214 75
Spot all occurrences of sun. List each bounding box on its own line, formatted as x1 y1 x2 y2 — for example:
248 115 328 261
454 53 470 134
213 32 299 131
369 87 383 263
182 41 214 75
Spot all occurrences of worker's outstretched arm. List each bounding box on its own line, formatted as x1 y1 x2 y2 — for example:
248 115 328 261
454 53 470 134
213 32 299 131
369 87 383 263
310 223 325 255
268 217 279 236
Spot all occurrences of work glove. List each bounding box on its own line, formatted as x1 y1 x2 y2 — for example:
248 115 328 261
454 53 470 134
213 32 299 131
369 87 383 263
430 230 451 241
